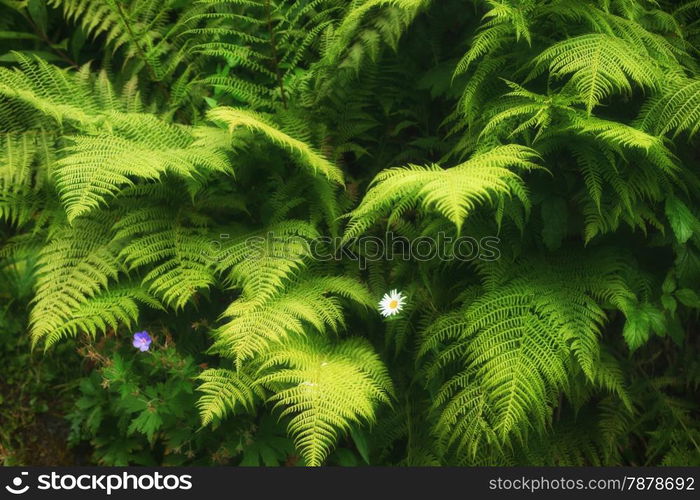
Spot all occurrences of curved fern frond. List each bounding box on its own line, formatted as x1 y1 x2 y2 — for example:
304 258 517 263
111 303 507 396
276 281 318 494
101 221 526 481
567 113 678 174
453 0 531 79
344 144 541 239
259 335 393 466
323 0 429 70
196 368 265 425
42 286 160 348
531 34 661 113
638 78 700 138
424 251 636 458
49 0 168 56
29 214 138 347
49 0 196 82
0 132 52 227
56 114 231 221
479 80 579 141
216 220 319 305
208 106 343 183
213 274 374 364
0 54 111 127
114 202 217 310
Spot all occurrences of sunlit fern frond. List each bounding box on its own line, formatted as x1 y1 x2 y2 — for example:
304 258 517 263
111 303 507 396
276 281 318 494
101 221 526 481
548 1 687 66
56 113 232 221
344 144 541 240
196 368 265 425
41 286 160 348
113 197 217 310
49 0 167 50
566 112 678 175
213 274 374 365
29 213 161 347
216 220 319 305
258 335 393 466
0 54 117 128
530 34 661 113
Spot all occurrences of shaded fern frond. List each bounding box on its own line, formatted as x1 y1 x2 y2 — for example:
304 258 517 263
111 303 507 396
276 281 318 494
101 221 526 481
208 106 343 183
49 0 169 55
424 251 636 458
0 54 138 128
50 0 199 83
0 132 53 226
638 78 700 138
323 0 430 71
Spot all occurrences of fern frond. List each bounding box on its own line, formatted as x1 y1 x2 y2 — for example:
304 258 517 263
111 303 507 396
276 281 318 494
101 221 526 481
479 81 579 141
323 0 429 69
531 34 661 113
567 113 678 173
42 286 160 348
197 368 265 425
638 78 700 138
216 220 319 305
56 114 231 221
213 274 374 364
454 21 512 76
114 203 217 310
29 214 132 347
456 55 509 123
259 335 393 466
49 0 187 80
0 54 105 127
344 145 541 239
208 107 343 183
425 251 636 457
0 132 52 226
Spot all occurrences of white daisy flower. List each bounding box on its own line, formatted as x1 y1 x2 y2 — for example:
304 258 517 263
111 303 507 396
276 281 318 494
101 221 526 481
378 289 406 317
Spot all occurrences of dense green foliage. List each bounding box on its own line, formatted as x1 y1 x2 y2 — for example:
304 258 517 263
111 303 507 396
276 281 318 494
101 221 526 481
1 0 699 466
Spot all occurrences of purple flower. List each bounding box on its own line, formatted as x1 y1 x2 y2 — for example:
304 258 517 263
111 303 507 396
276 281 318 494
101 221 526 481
132 331 152 352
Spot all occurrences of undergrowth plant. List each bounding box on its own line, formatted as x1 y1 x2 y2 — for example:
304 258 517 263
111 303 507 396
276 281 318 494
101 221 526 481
1 0 699 466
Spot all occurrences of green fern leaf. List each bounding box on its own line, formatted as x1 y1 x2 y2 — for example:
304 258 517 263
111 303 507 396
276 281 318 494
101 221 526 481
259 335 393 466
531 34 660 113
197 368 265 425
208 107 343 183
345 144 541 239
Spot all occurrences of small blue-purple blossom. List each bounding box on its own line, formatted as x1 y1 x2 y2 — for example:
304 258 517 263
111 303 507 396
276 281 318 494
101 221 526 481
132 331 152 352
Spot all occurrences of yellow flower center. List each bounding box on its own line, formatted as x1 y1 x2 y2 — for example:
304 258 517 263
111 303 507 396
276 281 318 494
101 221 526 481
389 299 398 309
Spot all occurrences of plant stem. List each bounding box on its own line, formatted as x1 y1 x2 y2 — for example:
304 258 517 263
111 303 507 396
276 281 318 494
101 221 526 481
264 0 288 109
21 12 78 68
114 1 159 81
